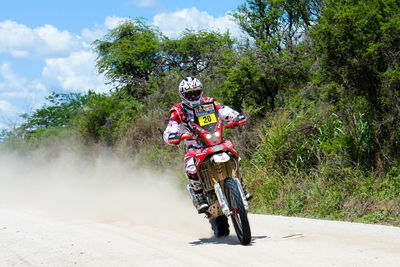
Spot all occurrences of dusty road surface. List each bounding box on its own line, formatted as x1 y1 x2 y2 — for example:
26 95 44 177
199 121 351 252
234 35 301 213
1 151 400 266
1 209 400 267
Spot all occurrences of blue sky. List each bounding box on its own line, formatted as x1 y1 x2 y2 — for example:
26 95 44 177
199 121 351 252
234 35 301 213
0 0 245 129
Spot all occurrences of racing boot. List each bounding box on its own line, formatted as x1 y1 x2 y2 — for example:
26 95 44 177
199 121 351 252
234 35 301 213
241 182 253 201
188 175 209 213
243 188 253 201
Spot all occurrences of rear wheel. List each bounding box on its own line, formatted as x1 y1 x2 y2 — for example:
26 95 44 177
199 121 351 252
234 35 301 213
224 178 251 245
210 216 229 237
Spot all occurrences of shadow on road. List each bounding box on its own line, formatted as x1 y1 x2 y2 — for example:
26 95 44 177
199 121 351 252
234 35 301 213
189 235 268 246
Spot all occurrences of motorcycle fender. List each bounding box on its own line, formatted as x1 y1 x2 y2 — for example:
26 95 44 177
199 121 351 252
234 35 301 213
210 152 230 163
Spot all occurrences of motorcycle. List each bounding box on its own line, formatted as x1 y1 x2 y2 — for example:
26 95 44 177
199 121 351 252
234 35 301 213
176 102 251 245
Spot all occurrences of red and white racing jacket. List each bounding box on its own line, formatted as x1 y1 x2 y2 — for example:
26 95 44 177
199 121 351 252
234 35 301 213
163 97 240 150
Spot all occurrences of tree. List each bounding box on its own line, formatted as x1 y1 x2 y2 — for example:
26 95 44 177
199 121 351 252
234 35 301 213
222 0 316 114
160 30 235 75
232 0 322 51
21 92 93 131
219 50 278 112
93 19 161 99
311 0 400 167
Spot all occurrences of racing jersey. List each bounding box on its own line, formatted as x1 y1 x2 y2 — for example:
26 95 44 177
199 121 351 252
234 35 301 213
163 97 240 150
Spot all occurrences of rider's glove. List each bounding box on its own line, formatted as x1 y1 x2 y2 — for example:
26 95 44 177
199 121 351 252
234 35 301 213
168 133 180 145
233 114 246 127
235 114 246 122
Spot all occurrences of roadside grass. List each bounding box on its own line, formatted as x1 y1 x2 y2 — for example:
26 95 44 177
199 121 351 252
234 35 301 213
244 107 400 226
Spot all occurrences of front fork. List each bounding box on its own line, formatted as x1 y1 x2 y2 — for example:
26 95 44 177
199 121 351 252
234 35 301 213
186 173 249 216
213 178 249 217
214 182 231 217
233 177 249 211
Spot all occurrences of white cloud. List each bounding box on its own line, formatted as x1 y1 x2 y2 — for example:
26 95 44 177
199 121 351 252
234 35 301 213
0 19 117 129
42 51 110 93
0 21 36 52
0 100 17 115
81 27 105 44
34 24 81 54
0 20 81 59
0 11 238 130
0 62 48 128
80 15 128 45
0 19 114 95
0 99 20 128
10 50 29 58
0 62 26 91
104 15 129 30
0 62 47 103
152 7 242 38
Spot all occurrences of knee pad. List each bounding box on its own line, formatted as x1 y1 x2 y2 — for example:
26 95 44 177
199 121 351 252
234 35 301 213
185 157 197 174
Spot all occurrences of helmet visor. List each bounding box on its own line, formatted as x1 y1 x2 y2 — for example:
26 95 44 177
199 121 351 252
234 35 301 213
183 88 202 101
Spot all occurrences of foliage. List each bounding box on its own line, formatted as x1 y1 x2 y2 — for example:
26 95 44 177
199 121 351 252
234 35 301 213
311 0 400 168
3 2 400 226
221 0 314 115
245 105 400 224
161 30 235 75
77 93 143 145
20 91 95 131
93 19 162 98
232 0 322 50
218 45 311 114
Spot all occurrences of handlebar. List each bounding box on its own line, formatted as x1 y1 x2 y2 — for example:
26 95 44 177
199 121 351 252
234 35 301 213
168 118 246 145
167 132 196 145
179 132 196 141
224 119 246 129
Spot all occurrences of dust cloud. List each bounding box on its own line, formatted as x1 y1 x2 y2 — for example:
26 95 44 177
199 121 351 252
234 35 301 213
0 146 209 234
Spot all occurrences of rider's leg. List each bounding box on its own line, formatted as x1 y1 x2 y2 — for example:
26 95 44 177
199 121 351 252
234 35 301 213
184 153 209 213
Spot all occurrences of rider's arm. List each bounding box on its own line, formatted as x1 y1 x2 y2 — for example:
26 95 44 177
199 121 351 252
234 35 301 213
163 111 182 145
216 101 240 122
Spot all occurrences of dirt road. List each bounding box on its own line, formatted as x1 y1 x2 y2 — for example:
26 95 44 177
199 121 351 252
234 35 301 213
1 209 399 267
1 151 400 266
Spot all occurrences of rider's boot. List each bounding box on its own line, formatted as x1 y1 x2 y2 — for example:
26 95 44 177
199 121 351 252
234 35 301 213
243 188 253 201
241 182 253 201
238 160 252 201
188 175 209 213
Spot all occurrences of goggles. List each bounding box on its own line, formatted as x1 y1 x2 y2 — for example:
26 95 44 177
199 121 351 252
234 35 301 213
183 88 202 101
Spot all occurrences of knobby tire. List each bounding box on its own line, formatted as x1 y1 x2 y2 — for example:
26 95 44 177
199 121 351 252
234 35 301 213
224 178 251 245
210 216 230 238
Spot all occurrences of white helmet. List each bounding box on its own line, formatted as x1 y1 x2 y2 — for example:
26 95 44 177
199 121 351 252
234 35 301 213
179 76 203 108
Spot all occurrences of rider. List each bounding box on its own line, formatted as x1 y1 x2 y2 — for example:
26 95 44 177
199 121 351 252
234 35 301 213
163 76 252 213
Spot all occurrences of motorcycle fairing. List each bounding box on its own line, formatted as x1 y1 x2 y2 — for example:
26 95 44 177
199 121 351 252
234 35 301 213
194 103 218 128
193 140 239 171
193 102 223 145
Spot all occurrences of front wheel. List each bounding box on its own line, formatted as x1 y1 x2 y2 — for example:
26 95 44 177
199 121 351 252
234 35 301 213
224 178 251 245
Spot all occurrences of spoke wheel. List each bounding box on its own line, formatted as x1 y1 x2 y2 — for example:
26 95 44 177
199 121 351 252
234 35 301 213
224 178 251 245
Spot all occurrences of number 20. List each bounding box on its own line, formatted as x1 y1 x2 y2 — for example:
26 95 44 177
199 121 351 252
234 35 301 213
203 115 212 123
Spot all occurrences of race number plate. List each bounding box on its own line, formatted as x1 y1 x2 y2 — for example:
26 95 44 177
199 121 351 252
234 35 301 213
195 103 217 126
198 113 217 126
